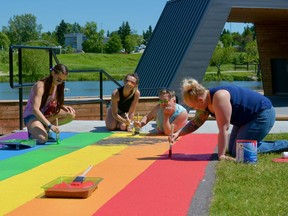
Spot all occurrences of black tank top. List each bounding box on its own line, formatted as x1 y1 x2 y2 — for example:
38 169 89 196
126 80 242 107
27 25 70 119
117 86 135 113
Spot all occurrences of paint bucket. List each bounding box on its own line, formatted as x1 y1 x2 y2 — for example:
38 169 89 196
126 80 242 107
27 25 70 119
282 152 288 158
236 140 257 163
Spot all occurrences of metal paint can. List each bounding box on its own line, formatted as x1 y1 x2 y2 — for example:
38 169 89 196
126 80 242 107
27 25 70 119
236 140 257 163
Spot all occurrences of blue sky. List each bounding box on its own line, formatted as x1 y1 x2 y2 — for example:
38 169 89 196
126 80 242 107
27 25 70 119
0 0 250 34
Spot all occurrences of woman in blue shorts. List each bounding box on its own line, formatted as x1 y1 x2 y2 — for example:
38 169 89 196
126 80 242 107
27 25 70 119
171 78 287 161
24 64 75 144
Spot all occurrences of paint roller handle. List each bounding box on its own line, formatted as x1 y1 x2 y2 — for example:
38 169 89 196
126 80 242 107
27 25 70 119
168 124 174 158
169 124 175 143
80 165 93 177
124 113 133 132
55 118 60 144
72 165 93 185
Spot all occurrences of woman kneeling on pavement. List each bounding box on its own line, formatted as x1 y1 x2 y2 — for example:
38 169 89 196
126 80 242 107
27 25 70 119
170 78 288 161
24 64 76 144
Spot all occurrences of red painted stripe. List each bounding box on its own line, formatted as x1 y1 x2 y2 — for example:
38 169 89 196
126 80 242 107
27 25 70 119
94 134 217 216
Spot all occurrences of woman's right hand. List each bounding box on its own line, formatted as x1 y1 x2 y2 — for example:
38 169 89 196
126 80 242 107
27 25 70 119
219 155 236 161
168 131 180 144
50 125 60 134
133 121 141 128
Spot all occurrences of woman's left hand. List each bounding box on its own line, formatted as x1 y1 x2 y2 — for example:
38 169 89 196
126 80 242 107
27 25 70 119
63 105 75 114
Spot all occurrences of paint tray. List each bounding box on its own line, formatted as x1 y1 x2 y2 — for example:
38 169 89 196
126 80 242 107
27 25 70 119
42 176 103 198
0 139 36 149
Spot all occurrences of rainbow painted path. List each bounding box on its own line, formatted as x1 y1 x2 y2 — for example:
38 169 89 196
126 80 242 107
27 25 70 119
0 130 217 216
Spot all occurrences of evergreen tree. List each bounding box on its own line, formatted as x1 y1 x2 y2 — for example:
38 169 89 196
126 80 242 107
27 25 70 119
55 20 68 47
118 21 131 51
143 25 153 45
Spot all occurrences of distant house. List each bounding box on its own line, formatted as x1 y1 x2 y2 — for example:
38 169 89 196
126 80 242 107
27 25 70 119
64 33 87 52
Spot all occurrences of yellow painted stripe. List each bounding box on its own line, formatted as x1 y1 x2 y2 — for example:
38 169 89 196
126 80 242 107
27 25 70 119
0 144 127 215
6 135 168 216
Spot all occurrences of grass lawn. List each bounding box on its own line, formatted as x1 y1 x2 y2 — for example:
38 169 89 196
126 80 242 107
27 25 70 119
0 53 259 82
210 133 288 215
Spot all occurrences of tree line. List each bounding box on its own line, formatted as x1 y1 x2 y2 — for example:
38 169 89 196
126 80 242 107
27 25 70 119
211 25 259 77
0 13 153 54
0 13 259 80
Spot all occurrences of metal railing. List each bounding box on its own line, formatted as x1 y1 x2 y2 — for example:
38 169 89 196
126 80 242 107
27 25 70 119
9 45 121 130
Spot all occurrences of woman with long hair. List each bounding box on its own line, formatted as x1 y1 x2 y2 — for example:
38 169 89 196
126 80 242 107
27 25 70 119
105 73 140 131
23 64 76 144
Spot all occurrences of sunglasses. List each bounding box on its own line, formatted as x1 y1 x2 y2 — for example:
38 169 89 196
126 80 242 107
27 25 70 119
159 99 170 104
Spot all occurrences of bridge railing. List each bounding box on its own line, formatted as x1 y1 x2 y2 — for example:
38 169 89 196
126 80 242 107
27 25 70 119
9 45 121 130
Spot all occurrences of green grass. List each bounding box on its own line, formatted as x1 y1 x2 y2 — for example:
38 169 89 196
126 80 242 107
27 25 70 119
58 53 142 77
0 53 142 82
1 53 260 82
210 133 288 215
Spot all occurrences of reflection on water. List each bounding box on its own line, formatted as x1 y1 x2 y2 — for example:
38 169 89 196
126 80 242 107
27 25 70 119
0 80 262 100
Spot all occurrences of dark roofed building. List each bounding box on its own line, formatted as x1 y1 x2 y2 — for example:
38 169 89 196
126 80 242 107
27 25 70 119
136 0 288 99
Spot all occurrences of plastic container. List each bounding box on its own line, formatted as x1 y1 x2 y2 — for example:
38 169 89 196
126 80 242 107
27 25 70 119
236 140 257 164
42 176 103 198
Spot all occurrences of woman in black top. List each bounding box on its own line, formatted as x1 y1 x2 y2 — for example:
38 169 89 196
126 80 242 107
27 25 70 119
105 73 140 131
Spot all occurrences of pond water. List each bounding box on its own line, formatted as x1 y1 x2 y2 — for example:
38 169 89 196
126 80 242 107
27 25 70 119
0 80 263 100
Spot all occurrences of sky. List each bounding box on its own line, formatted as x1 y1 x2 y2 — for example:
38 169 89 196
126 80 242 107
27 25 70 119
0 0 250 34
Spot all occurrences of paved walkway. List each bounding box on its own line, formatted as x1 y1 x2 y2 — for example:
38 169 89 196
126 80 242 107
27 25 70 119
7 97 287 215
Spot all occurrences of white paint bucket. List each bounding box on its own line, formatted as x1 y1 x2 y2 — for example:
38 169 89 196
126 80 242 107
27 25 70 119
282 152 288 158
236 140 257 163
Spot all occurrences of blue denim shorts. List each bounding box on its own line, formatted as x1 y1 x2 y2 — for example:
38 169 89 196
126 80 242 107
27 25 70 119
24 115 37 126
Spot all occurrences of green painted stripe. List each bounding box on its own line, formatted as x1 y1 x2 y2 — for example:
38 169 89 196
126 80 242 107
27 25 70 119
0 132 112 180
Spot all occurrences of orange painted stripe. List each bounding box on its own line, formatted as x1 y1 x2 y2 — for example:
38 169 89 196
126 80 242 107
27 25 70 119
7 136 168 216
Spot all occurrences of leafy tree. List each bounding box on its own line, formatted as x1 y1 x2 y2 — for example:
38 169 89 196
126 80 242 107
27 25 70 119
55 20 68 47
220 29 233 47
124 34 139 53
82 21 105 53
143 25 153 45
2 14 41 44
104 33 123 53
231 32 243 50
21 40 56 81
41 31 58 45
0 33 10 65
244 40 259 64
0 32 10 50
210 44 234 77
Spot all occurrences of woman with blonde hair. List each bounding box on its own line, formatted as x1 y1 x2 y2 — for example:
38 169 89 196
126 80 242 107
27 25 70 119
105 73 140 131
171 78 284 161
24 64 76 144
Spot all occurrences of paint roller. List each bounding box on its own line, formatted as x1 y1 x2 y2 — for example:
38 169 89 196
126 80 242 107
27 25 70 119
71 165 93 186
169 124 174 158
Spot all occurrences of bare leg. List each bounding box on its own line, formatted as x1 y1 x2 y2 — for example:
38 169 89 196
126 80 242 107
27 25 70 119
47 108 75 126
105 108 118 130
26 119 48 144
